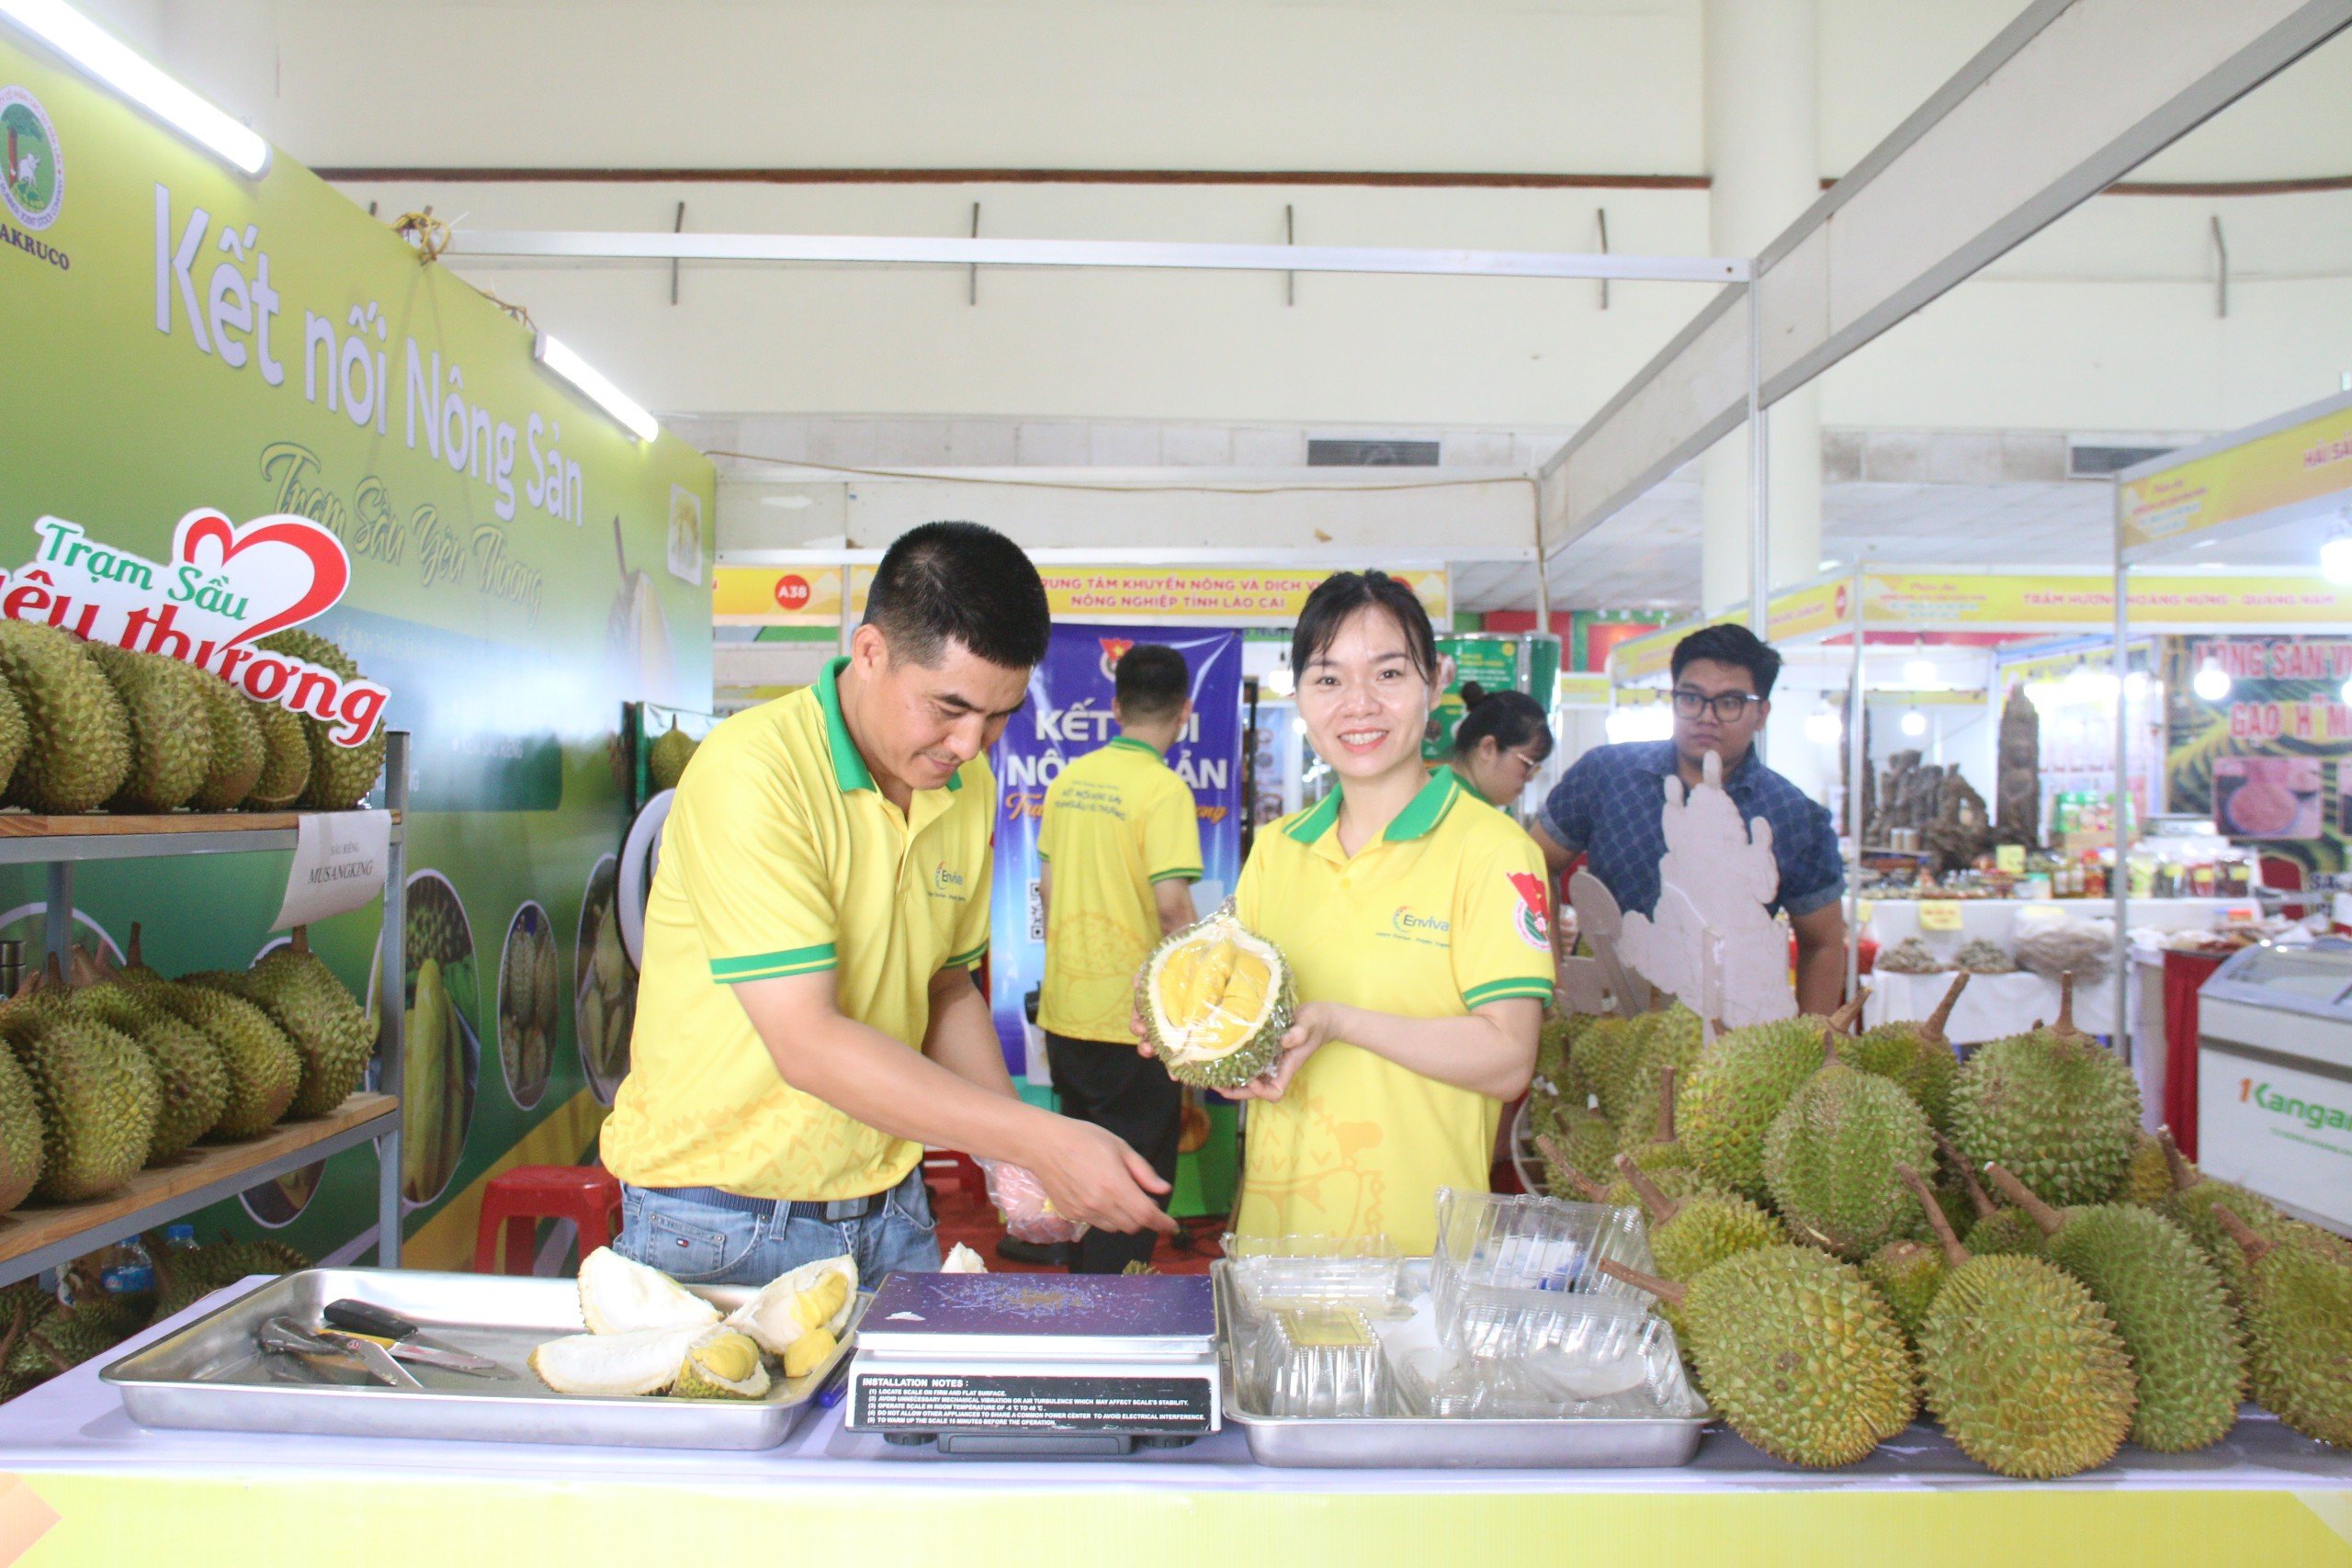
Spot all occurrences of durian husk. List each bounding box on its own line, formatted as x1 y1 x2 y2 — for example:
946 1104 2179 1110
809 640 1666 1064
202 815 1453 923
1135 900 1293 1091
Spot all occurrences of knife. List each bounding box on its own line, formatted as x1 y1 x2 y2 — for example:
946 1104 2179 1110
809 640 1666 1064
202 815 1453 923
259 1316 423 1391
322 1300 500 1374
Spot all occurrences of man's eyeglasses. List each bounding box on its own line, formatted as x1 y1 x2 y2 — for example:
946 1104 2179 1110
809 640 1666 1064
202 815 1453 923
1671 689 1764 723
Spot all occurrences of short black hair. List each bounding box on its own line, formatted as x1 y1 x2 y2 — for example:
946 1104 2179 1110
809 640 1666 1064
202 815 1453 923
1291 571 1438 685
1670 621 1782 699
1452 682 1554 762
1114 644 1190 721
864 521 1050 671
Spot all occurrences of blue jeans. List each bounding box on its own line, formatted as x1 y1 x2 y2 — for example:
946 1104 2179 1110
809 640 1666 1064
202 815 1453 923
614 1167 942 1287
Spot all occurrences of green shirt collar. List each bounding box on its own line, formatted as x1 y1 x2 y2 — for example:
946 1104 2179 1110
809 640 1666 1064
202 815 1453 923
1105 736 1161 759
814 657 962 795
1284 767 1462 845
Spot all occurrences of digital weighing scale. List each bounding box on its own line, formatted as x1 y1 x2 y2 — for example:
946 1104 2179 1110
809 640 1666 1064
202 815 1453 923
842 1273 1221 1456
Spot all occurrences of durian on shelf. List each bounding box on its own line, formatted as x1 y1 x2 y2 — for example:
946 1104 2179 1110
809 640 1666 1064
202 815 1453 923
0 622 385 818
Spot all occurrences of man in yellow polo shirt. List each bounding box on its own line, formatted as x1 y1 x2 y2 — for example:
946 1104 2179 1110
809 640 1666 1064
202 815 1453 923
603 522 1174 1284
1036 644 1203 1272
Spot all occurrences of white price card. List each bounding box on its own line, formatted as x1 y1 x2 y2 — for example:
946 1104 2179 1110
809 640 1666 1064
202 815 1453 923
273 810 391 931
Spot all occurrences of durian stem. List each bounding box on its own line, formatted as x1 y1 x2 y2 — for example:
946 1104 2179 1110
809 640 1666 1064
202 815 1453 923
1936 1132 1997 1221
127 923 144 968
1924 970 1971 1041
27 1328 70 1376
1982 1164 2064 1237
2211 1204 2272 1265
1820 1028 1843 1068
1534 1135 1609 1204
0 1302 28 1369
42 953 62 990
1597 1258 1687 1308
1657 1065 1678 1145
291 927 310 956
2158 1127 2199 1195
2052 971 2081 1040
1897 1163 1971 1270
1612 1153 1681 1224
1828 986 1871 1033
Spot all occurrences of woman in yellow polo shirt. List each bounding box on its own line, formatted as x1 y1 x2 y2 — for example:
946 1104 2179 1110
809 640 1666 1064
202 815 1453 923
1223 572 1554 1254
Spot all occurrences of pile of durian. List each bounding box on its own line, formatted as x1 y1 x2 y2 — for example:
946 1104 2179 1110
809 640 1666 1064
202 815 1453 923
0 922 376 1216
529 1248 860 1400
0 1231 311 1404
1530 971 2351 1475
0 620 383 816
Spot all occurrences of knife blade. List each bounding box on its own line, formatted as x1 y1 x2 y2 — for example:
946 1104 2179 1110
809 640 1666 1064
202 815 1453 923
311 1328 425 1390
328 1329 503 1377
322 1299 499 1372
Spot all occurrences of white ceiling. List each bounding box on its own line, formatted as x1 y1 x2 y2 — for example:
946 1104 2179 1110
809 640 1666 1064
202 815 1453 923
1460 478 2128 614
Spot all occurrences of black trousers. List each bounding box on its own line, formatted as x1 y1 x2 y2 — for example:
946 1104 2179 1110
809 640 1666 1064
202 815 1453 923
1044 1032 1182 1274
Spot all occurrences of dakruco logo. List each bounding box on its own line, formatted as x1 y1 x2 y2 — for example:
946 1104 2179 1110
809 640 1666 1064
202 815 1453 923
1 511 389 747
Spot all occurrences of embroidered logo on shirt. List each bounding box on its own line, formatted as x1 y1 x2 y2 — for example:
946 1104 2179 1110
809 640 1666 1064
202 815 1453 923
1508 872 1552 951
1388 907 1451 942
929 862 968 900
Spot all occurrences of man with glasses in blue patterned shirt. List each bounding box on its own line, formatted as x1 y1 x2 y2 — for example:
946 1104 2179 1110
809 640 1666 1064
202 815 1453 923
1531 623 1849 1014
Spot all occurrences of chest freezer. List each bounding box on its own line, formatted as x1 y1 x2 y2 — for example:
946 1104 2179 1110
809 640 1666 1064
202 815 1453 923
2196 937 2352 1237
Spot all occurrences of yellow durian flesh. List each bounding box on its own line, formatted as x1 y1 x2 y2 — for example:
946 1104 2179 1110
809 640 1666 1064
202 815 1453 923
671 1328 773 1401
783 1327 837 1380
724 1254 859 1361
1136 903 1293 1089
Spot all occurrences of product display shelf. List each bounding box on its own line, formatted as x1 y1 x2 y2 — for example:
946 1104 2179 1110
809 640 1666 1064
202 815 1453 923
0 1094 398 1289
0 732 412 1286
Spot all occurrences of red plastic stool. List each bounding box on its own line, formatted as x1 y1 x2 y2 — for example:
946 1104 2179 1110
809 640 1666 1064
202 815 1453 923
474 1165 624 1274
922 1148 989 1203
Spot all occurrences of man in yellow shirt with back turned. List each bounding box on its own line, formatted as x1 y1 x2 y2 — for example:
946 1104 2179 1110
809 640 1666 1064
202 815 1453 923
1037 645 1204 1272
602 522 1173 1285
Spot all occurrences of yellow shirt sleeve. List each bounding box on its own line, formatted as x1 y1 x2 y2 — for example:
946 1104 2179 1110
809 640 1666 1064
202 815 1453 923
671 744 840 983
1449 827 1558 1010
1140 773 1204 884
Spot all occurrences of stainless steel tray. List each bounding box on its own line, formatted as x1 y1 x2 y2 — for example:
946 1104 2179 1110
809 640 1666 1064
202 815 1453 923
1216 1262 1709 1469
100 1268 865 1451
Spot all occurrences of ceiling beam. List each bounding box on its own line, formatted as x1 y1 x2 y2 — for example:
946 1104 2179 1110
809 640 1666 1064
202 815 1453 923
1538 0 2352 560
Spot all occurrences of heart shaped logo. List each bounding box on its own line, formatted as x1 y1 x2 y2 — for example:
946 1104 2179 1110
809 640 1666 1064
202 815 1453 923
173 508 350 645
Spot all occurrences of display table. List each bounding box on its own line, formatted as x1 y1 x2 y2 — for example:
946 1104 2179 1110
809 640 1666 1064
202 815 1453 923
0 1281 2344 1567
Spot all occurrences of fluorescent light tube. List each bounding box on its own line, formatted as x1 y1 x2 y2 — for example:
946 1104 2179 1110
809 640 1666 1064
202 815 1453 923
536 333 658 442
0 0 268 175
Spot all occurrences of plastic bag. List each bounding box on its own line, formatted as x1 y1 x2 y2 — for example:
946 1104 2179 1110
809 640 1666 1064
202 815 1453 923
976 1156 1089 1245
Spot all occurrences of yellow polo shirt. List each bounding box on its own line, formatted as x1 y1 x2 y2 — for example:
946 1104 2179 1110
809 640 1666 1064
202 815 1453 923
1037 736 1203 1043
1231 769 1554 1254
602 658 993 1201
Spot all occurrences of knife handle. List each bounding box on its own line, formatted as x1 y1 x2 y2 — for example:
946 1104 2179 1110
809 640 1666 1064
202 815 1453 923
323 1299 417 1339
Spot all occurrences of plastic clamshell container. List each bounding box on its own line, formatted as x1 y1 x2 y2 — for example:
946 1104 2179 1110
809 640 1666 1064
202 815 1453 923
1259 1306 1390 1419
1430 1188 1659 1367
1221 1233 1405 1314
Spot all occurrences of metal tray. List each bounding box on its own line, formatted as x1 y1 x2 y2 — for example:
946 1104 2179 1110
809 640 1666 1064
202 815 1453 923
100 1268 865 1451
1216 1263 1709 1470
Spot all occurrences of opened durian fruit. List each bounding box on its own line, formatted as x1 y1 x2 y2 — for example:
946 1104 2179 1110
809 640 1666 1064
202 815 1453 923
1135 899 1294 1090
529 1247 856 1398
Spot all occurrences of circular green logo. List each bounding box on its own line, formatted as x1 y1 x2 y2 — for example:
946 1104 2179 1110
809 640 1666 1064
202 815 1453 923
0 87 62 231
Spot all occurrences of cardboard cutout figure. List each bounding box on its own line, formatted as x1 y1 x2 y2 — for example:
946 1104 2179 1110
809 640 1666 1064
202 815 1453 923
1615 750 1796 1028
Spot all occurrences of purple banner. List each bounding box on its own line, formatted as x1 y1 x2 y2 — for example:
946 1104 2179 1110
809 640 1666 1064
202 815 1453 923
988 623 1244 1075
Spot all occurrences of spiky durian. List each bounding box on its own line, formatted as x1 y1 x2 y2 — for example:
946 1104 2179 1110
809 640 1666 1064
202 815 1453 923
254 629 386 809
1899 1167 2136 1480
1949 976 2140 1207
1982 1164 2243 1453
647 721 697 793
116 936 300 1139
0 679 27 796
1861 1239 1946 1342
2213 1209 2352 1449
188 671 266 811
1614 1155 1777 1287
1678 993 1869 1202
1843 970 1966 1131
194 930 374 1118
73 979 227 1163
1602 1246 1917 1468
0 618 131 813
85 643 213 813
241 697 311 809
1765 1032 1937 1259
0 1041 41 1213
0 978 161 1200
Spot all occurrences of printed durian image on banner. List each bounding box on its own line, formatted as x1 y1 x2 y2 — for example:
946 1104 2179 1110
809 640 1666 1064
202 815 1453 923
0 31 714 1267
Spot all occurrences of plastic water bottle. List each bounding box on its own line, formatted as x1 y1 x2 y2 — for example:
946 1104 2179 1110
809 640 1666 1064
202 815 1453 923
91 1236 157 1317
